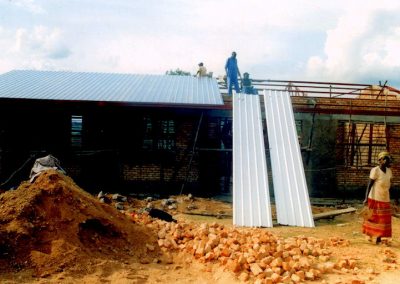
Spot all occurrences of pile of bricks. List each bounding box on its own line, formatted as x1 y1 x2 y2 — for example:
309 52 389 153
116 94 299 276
141 217 357 283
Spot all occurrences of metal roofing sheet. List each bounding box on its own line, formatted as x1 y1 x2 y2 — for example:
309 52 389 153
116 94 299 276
233 92 273 227
0 70 223 106
263 90 314 227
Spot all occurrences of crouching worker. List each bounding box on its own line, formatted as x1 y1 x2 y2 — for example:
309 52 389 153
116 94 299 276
242 72 257 95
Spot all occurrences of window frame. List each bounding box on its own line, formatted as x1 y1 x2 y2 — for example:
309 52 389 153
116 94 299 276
142 116 176 152
338 121 387 168
71 115 83 148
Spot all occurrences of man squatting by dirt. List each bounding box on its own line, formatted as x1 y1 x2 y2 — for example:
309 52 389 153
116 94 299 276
362 151 397 244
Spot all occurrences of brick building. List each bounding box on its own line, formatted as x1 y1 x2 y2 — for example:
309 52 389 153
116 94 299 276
282 81 400 200
1 70 399 199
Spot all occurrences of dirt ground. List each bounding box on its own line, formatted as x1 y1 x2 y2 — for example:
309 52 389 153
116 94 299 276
0 170 399 284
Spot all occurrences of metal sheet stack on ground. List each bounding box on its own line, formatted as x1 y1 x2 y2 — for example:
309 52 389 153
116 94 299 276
263 90 315 227
232 92 273 227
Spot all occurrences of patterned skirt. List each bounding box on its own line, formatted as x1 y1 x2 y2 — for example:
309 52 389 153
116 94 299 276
362 198 392 238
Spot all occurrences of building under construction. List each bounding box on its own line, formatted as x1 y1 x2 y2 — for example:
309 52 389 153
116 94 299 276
0 70 399 200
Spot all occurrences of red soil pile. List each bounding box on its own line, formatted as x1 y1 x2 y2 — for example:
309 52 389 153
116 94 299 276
0 170 160 277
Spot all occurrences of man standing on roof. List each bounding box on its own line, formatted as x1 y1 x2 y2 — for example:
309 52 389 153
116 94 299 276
225 51 241 96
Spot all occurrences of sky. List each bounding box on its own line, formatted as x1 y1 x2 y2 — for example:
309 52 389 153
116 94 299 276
1 0 400 88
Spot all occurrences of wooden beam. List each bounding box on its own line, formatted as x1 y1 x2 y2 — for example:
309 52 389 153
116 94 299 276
313 207 356 220
183 211 232 218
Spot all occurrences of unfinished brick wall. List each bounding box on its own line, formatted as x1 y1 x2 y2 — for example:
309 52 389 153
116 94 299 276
292 96 400 198
336 167 370 196
123 164 165 181
335 121 400 197
389 126 400 186
122 120 200 184
291 96 400 115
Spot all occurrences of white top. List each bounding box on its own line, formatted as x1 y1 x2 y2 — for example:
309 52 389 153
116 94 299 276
368 166 392 202
197 66 207 77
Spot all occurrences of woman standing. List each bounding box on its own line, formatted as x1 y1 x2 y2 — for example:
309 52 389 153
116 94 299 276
362 151 393 244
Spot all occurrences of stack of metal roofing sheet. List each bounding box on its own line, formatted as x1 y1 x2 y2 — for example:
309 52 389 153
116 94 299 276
232 92 273 227
263 90 315 227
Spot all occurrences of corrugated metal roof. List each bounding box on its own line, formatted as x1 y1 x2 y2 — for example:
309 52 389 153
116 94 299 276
264 90 315 227
0 70 223 106
233 92 273 227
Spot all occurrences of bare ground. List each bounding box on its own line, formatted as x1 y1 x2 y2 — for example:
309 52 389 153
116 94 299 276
0 171 399 284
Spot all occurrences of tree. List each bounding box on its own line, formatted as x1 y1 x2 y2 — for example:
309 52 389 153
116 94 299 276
165 68 191 76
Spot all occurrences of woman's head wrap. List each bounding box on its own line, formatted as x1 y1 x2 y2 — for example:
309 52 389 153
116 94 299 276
378 151 390 160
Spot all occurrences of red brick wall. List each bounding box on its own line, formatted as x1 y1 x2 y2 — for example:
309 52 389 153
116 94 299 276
291 96 400 115
122 120 200 183
335 124 400 195
292 96 400 197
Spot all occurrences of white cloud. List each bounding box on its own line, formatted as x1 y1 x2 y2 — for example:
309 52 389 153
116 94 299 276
10 0 44 14
0 1 344 76
305 3 400 85
15 26 71 59
1 1 400 88
0 25 71 73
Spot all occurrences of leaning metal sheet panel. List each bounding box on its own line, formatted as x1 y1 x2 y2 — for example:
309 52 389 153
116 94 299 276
233 92 273 227
263 90 314 227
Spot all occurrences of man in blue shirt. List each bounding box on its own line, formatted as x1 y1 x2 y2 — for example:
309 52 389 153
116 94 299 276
225 51 242 96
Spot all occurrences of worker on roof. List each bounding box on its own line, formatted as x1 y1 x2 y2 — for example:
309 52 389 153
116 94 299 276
242 72 257 95
195 62 208 77
362 151 397 244
225 51 241 96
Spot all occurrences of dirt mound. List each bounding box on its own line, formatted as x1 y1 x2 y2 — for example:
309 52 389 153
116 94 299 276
0 170 160 276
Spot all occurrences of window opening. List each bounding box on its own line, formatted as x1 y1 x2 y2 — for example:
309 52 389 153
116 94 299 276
158 120 176 150
71 115 83 148
295 120 303 146
220 118 232 149
142 116 153 150
142 116 176 151
339 122 387 168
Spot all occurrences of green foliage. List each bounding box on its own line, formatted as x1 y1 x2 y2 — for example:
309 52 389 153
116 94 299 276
165 68 191 76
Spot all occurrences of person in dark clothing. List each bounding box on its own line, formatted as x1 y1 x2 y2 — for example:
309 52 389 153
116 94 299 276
242 72 257 95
